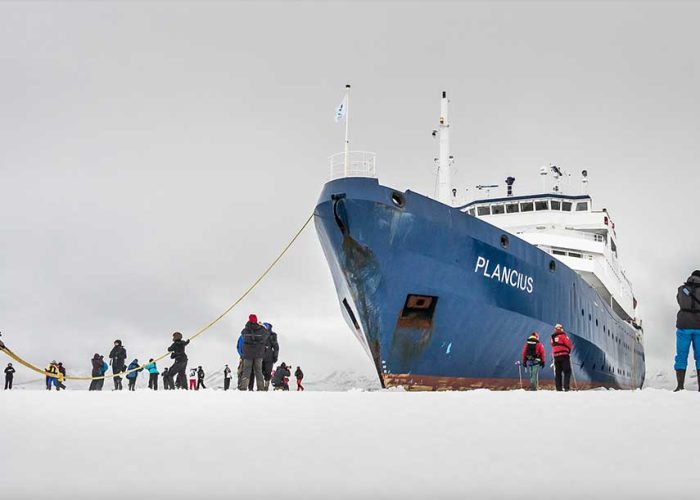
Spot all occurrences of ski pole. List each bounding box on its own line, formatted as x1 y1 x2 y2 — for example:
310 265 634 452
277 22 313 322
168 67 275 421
570 358 579 391
515 361 523 389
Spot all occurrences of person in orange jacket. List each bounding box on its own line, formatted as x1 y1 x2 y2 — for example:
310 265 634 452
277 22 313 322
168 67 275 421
521 332 546 390
550 324 573 391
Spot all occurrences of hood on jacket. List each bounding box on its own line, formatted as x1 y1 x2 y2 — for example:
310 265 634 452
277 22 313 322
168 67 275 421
687 273 700 285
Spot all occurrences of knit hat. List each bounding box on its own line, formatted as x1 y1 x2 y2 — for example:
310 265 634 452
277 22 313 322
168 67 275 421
530 332 539 340
249 314 258 323
554 324 563 331
263 322 272 330
692 270 700 278
172 332 183 341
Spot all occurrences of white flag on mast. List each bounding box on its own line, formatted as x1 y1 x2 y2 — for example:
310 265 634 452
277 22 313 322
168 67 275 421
334 94 348 123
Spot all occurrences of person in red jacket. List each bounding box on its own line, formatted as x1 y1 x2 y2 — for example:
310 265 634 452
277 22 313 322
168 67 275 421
521 332 546 390
550 324 573 391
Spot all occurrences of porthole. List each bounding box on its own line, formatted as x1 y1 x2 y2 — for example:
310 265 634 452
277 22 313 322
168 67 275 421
500 235 509 248
391 191 405 208
589 314 592 321
596 319 599 327
549 260 557 272
581 309 585 316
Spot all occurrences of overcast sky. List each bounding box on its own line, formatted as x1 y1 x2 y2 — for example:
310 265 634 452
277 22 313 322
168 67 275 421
1 1 697 383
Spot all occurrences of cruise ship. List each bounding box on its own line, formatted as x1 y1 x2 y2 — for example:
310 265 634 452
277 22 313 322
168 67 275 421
314 91 645 390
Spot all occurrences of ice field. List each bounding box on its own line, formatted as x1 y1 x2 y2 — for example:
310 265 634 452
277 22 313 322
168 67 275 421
1 388 699 499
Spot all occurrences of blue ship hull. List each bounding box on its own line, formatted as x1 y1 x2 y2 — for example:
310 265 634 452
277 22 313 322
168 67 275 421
315 177 645 390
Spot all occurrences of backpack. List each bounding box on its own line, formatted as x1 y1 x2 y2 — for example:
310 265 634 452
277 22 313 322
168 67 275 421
679 283 700 312
525 340 539 360
101 361 109 375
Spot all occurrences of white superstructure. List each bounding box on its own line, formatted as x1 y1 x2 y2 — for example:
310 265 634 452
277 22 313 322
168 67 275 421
460 176 641 329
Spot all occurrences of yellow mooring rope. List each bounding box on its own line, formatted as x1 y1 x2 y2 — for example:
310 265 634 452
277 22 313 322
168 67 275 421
0 213 315 382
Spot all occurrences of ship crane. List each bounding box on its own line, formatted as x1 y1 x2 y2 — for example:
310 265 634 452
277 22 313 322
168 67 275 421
475 184 499 199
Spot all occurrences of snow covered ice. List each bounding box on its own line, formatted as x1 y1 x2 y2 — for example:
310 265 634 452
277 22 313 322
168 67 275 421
1 389 699 499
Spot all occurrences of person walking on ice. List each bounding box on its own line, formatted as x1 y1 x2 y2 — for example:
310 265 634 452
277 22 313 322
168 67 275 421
674 270 700 391
197 366 206 390
167 332 190 389
295 366 304 391
223 364 232 391
550 324 573 391
521 332 545 390
189 368 198 390
4 363 15 390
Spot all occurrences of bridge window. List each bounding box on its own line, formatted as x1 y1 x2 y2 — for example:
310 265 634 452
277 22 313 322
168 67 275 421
551 200 561 210
477 206 490 216
491 204 505 215
576 201 589 211
562 201 573 211
535 200 548 211
520 202 534 212
506 203 519 214
568 252 582 258
467 208 475 216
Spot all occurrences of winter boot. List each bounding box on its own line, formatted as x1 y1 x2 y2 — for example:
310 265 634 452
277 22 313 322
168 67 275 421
674 369 686 392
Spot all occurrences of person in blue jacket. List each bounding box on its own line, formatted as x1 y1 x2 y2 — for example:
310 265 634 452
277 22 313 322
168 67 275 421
145 358 159 390
125 359 143 391
236 330 245 389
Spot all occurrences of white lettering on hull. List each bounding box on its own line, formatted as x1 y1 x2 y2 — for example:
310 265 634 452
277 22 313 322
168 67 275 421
474 256 534 294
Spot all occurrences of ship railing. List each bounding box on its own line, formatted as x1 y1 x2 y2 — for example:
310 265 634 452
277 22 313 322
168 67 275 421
329 151 376 180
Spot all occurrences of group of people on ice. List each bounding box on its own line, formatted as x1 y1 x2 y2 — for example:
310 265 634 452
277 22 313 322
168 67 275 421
234 314 303 391
520 324 573 391
1 314 306 392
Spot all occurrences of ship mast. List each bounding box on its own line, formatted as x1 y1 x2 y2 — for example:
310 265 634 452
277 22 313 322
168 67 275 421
436 91 454 206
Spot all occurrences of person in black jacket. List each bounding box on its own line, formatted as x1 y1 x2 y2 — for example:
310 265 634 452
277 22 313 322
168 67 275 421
272 362 290 391
674 270 700 391
197 366 206 390
4 363 15 390
57 362 67 390
89 354 103 391
262 322 279 391
294 366 304 391
238 314 268 391
223 364 232 391
167 331 190 389
161 367 174 390
109 340 127 391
